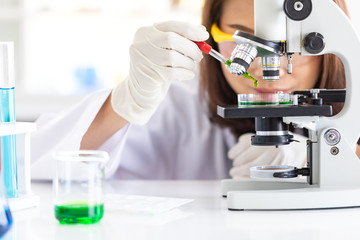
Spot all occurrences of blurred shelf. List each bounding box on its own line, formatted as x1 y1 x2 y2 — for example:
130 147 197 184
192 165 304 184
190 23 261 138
0 122 36 136
16 91 86 122
0 5 21 21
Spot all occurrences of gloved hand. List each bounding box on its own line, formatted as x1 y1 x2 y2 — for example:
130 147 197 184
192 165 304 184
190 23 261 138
111 21 209 124
228 133 308 178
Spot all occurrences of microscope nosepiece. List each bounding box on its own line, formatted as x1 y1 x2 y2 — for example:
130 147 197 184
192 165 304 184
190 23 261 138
262 55 280 81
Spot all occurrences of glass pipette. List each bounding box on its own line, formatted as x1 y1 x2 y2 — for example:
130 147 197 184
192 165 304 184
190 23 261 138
193 41 258 87
193 41 227 64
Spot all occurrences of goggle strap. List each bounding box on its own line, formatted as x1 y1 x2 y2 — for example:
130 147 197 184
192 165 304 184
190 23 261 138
211 23 234 43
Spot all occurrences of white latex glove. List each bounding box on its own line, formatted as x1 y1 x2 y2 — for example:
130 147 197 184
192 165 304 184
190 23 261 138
111 21 209 124
228 133 308 178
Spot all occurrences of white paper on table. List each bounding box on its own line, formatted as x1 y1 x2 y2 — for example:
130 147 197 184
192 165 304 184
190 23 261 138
104 194 194 215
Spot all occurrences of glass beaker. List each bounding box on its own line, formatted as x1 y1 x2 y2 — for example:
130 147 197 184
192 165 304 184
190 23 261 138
53 150 109 224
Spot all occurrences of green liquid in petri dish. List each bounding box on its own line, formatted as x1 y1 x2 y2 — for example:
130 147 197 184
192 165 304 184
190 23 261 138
238 101 292 106
55 201 104 224
225 60 258 87
239 101 276 105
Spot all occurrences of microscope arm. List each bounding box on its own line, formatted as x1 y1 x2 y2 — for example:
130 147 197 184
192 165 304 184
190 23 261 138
255 0 360 187
221 0 360 210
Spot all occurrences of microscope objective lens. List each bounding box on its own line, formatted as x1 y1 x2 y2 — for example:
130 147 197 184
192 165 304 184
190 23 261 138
225 60 258 87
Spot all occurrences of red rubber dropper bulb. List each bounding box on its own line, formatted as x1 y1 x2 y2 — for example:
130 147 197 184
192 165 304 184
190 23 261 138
193 41 212 54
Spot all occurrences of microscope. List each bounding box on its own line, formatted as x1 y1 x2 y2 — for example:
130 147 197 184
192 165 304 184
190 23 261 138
219 0 360 210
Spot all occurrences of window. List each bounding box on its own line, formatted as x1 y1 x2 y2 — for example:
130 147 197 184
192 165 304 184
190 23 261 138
22 0 203 95
1 0 202 120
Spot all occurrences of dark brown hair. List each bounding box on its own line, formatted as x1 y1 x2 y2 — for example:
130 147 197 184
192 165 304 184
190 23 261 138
199 0 350 138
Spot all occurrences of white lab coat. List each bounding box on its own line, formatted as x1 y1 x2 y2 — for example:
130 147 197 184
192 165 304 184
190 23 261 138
31 77 236 180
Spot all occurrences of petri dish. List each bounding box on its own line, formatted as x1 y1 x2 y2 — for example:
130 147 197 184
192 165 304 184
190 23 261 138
238 92 292 106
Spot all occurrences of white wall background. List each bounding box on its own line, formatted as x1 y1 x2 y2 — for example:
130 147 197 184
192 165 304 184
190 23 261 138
347 1 360 32
1 0 360 121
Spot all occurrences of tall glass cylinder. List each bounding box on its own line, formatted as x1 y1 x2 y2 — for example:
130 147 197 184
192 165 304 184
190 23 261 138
0 88 17 198
0 42 17 198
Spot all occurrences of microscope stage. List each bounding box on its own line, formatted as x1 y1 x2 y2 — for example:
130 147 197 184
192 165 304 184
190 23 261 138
217 104 332 118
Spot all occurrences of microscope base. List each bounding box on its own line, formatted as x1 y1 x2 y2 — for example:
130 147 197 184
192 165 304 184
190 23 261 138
222 179 360 210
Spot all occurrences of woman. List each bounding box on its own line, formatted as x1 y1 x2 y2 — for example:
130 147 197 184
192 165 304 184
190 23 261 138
199 0 355 176
31 0 358 180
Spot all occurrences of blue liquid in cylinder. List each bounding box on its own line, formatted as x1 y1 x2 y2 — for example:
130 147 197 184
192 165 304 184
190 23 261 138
0 88 17 198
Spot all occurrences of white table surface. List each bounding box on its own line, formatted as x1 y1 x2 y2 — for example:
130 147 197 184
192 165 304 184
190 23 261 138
4 180 360 240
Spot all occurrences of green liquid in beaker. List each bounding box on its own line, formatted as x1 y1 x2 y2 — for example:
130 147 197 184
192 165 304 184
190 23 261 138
55 201 104 224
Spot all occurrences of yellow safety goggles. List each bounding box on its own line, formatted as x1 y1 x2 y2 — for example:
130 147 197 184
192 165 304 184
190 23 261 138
211 23 234 43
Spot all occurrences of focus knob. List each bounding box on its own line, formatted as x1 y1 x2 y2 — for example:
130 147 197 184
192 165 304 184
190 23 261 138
304 32 325 54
